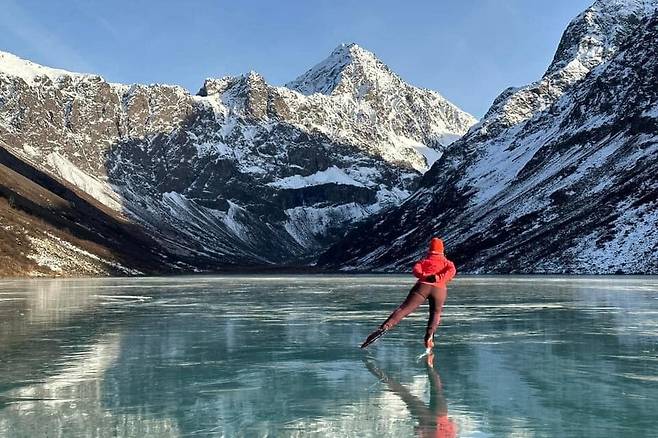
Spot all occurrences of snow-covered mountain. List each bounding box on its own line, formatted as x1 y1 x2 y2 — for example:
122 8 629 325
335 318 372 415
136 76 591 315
0 44 475 274
320 1 658 274
482 0 658 132
286 43 473 159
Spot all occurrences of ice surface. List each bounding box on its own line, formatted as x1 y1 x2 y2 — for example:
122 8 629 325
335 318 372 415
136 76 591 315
0 276 656 437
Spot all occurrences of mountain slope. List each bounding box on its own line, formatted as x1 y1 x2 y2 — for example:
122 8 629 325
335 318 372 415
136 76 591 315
0 144 195 276
0 44 475 273
319 1 658 274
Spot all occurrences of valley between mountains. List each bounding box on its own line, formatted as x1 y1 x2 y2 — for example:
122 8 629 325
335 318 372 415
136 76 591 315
1 0 656 276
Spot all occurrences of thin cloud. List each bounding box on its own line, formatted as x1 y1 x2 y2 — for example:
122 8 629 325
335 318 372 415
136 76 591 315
69 0 124 41
0 0 95 72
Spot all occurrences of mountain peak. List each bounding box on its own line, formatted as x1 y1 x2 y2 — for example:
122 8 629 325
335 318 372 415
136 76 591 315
197 70 267 97
476 0 658 131
328 42 375 61
545 0 658 77
285 43 396 96
244 70 264 81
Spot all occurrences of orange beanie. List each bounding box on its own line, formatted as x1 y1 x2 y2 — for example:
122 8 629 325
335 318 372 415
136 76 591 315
429 237 444 254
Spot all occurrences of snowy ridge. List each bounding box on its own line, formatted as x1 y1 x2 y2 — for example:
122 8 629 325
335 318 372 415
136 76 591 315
546 0 658 76
285 43 358 95
286 43 396 96
476 0 658 133
284 43 477 168
199 43 477 172
0 50 86 85
321 2 658 274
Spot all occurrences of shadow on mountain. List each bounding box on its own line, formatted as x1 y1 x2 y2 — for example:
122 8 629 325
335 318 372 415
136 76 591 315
0 144 185 276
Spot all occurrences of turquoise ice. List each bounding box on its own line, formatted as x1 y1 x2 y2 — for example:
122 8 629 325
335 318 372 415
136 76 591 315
0 276 656 437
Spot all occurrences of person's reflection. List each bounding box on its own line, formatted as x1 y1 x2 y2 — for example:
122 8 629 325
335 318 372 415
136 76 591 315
364 355 456 438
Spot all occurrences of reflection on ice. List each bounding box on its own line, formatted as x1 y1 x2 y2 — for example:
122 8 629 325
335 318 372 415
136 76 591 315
0 275 657 437
364 357 456 437
0 332 180 437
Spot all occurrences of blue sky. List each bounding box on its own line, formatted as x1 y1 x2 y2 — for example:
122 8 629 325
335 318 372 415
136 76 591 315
0 0 593 118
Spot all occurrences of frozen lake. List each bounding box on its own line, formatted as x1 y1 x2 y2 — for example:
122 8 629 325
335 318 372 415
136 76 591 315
0 275 657 437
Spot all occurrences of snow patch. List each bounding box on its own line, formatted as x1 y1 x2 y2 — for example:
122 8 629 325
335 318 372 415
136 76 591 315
221 201 248 239
567 202 658 274
268 166 364 189
22 144 39 157
284 203 369 247
195 141 232 157
27 232 143 275
45 152 123 211
393 135 442 172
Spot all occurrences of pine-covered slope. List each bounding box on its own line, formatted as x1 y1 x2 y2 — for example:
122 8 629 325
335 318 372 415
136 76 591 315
0 44 475 274
320 1 658 274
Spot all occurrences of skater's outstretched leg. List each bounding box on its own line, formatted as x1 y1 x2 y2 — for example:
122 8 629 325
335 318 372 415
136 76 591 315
381 283 430 330
361 284 429 348
361 326 388 348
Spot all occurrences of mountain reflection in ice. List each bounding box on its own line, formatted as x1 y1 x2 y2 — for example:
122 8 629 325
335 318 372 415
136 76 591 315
0 276 657 437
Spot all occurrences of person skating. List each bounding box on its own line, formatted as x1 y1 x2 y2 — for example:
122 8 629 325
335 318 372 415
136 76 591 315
361 237 457 349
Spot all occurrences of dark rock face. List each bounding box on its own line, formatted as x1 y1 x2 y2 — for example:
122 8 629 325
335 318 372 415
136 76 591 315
320 4 658 274
0 45 474 275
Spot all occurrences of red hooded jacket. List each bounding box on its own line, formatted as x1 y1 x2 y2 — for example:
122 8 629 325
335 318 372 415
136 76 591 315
412 253 456 287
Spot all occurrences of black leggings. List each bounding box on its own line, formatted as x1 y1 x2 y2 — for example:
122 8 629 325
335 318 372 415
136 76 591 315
381 282 447 342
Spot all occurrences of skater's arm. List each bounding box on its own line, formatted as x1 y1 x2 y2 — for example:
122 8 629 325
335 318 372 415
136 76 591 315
415 260 456 283
412 262 425 279
435 262 456 283
414 260 437 281
446 261 457 281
